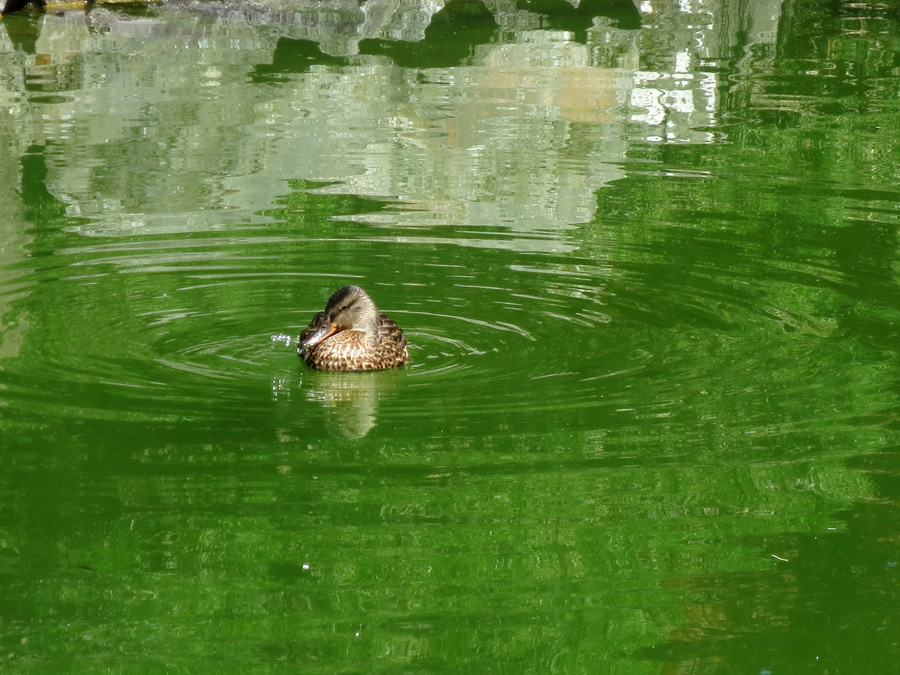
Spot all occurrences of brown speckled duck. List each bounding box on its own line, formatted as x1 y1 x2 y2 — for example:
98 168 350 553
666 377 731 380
298 285 410 371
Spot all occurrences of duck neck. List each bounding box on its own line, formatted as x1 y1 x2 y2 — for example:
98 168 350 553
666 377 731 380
362 314 380 346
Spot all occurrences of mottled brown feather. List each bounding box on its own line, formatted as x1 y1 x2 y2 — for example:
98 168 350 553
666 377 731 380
298 286 410 371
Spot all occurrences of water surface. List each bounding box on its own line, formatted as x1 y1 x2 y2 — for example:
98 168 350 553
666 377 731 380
1 1 899 673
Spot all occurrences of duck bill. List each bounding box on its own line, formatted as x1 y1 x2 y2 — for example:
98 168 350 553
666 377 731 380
300 323 338 349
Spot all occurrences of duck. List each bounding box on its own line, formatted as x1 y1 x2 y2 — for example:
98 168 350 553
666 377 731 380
298 285 410 371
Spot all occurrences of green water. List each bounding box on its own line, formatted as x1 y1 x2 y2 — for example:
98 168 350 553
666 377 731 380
1 1 899 672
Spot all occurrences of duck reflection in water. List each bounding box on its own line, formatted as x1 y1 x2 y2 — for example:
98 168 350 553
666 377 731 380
298 285 409 371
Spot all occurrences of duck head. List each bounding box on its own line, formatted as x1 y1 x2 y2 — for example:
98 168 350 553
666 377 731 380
299 285 381 350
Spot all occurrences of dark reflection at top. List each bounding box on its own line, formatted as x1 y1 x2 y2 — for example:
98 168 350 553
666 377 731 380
0 8 41 52
774 0 900 106
248 0 642 72
517 0 641 35
252 38 349 81
359 0 498 69
1 0 42 15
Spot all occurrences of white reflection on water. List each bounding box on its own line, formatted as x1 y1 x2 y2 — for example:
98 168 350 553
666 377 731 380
2 9 636 252
2 0 789 257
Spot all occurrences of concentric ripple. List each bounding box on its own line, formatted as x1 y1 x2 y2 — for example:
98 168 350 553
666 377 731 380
3 182 887 443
